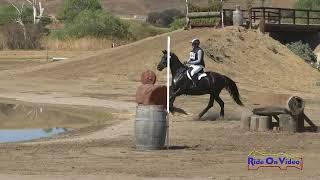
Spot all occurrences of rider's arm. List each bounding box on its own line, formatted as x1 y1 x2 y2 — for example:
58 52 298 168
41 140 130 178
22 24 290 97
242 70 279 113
188 50 202 64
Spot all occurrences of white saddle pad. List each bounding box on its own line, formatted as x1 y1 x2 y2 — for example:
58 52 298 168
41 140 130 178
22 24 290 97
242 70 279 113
187 71 207 80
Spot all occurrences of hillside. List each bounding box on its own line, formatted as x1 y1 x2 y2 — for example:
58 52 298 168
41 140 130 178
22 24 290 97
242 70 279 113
3 27 315 105
0 0 295 16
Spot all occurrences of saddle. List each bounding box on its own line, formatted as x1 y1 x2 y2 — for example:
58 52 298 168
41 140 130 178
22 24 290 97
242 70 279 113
186 69 207 81
173 69 207 86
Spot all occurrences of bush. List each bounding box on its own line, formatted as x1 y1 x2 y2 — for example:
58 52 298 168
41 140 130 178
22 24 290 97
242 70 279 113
147 8 184 27
51 10 130 40
188 0 222 12
170 18 186 30
57 0 102 23
286 41 317 63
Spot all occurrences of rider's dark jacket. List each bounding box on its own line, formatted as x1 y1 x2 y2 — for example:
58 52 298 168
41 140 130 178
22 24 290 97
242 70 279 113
188 47 205 67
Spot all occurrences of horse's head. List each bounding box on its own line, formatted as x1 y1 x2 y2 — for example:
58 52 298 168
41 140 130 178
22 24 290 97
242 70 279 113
157 50 169 71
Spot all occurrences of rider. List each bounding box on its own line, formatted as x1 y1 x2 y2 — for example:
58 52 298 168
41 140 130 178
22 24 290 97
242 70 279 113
185 38 205 87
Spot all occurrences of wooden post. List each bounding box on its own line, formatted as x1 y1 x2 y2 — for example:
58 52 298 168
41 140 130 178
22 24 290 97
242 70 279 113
278 9 282 24
293 10 296 24
185 0 190 29
253 11 256 23
221 0 224 28
307 11 310 25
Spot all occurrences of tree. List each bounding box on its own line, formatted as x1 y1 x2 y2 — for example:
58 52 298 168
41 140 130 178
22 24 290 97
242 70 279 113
57 0 102 23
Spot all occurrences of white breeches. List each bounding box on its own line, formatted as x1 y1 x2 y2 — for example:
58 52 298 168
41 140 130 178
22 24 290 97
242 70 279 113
189 65 204 76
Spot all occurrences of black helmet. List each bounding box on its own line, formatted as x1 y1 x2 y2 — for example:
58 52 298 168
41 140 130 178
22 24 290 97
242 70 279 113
191 38 200 46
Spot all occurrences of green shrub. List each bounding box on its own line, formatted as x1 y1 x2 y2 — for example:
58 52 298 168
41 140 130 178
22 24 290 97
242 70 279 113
188 0 222 12
286 41 317 63
52 10 130 40
57 0 102 23
147 8 184 27
170 18 186 30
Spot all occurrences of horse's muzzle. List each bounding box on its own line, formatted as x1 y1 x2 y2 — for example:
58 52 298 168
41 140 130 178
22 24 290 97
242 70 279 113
157 65 163 71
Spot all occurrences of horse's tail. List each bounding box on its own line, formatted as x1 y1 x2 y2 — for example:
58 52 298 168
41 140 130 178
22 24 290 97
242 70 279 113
224 76 244 106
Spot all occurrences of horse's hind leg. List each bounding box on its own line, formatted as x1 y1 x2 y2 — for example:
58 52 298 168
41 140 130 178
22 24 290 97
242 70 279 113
215 96 225 118
198 93 215 118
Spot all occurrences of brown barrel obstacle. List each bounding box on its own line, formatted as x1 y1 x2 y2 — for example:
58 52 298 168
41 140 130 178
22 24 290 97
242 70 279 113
135 70 168 150
242 94 317 132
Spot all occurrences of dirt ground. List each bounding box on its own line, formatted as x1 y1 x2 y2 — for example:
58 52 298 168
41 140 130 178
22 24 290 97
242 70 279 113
0 28 319 179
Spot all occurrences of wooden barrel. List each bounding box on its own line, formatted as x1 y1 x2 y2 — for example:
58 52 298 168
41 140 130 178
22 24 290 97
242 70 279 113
135 105 167 150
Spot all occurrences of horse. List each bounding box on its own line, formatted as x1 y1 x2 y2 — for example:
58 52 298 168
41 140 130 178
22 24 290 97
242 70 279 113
157 50 244 119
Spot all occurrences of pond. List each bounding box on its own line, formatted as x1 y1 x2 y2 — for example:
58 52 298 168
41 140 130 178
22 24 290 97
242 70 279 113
0 128 71 143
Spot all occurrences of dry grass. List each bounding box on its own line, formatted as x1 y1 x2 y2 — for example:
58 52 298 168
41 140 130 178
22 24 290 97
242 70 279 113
44 37 116 51
0 32 6 50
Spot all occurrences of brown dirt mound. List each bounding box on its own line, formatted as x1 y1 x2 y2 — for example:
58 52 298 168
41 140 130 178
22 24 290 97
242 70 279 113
21 27 319 98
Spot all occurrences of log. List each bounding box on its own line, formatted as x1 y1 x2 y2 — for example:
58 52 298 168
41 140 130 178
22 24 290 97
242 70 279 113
251 94 305 116
302 113 318 132
253 106 288 116
187 11 221 18
286 96 305 116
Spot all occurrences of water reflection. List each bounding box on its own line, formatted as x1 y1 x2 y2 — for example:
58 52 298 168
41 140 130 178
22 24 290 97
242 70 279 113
0 128 70 143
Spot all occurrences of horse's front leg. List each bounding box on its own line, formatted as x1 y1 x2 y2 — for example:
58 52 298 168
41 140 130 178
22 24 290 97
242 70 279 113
169 88 182 112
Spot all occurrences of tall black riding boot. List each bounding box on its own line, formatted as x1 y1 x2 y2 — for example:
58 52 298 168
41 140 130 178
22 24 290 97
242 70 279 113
191 75 198 88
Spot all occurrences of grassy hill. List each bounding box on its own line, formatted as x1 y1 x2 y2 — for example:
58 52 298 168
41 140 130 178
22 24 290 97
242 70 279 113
0 0 295 16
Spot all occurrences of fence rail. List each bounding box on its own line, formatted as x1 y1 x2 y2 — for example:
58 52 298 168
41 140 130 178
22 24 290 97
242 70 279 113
223 7 320 26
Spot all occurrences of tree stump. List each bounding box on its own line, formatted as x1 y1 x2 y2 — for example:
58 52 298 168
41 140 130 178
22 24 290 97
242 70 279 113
241 111 253 130
250 115 259 131
250 115 272 131
279 114 297 132
257 116 272 132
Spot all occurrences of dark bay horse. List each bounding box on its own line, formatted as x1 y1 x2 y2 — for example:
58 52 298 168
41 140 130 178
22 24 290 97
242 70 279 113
157 50 244 118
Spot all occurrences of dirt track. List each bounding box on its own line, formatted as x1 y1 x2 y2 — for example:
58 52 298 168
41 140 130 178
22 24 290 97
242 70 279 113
0 28 319 179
